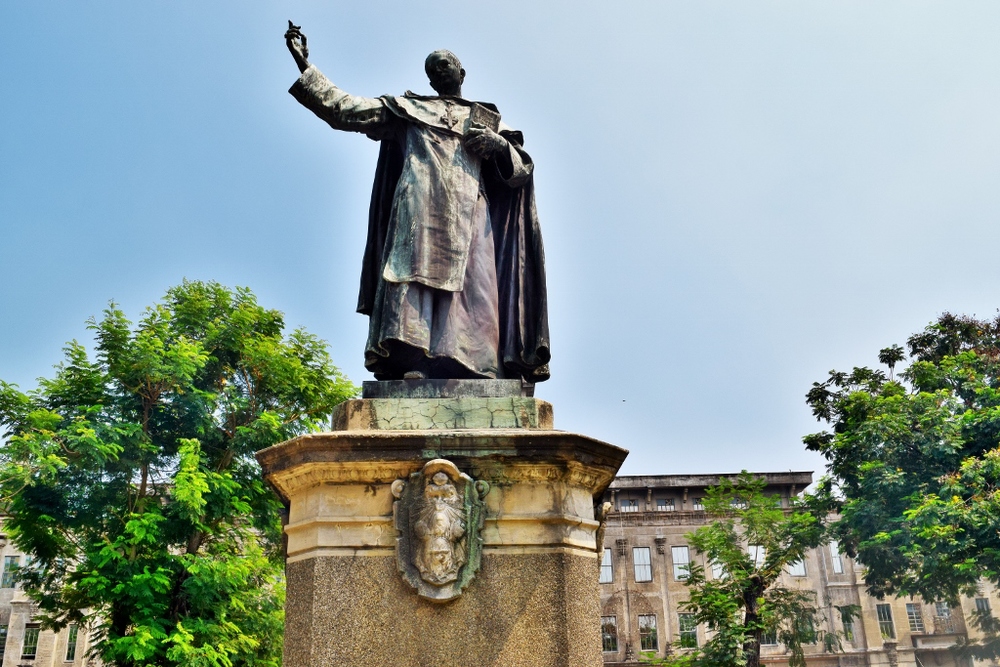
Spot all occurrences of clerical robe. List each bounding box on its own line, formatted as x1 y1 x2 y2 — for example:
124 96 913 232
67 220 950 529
290 66 550 382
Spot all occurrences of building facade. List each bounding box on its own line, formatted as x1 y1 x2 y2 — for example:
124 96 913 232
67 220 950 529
598 472 999 667
0 529 93 667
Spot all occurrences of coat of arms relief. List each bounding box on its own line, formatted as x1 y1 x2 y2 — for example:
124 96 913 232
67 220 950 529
391 459 490 602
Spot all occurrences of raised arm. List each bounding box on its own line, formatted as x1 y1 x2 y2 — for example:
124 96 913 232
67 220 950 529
285 23 394 137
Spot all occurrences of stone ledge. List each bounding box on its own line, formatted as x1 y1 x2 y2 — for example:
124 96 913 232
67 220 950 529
256 429 628 503
332 397 553 431
281 511 605 556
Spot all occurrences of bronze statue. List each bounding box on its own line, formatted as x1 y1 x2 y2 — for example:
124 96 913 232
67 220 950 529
285 22 550 383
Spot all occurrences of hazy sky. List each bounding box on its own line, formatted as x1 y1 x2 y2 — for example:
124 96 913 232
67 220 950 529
3 2 1000 477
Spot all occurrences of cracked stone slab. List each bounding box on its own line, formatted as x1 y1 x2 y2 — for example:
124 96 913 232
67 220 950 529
332 397 553 431
361 379 530 399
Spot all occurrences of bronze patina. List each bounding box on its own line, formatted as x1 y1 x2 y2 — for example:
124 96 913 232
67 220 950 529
285 23 550 383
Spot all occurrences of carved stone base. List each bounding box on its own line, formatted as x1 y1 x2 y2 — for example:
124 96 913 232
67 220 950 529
257 390 628 667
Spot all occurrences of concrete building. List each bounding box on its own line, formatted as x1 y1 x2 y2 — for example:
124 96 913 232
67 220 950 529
598 472 999 667
0 528 93 667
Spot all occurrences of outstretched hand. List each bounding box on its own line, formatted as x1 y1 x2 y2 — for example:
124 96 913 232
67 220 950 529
285 20 310 73
464 127 508 159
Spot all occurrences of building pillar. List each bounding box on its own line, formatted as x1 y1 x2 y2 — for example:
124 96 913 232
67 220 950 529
5 599 29 667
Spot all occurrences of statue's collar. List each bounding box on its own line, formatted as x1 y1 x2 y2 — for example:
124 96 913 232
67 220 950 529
402 91 498 113
403 90 466 102
384 94 501 136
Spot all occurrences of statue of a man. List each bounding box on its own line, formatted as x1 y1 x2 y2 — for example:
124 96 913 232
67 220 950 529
285 24 550 383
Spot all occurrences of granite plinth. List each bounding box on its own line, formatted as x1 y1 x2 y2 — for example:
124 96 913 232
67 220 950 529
362 378 531 399
285 552 602 667
332 397 553 430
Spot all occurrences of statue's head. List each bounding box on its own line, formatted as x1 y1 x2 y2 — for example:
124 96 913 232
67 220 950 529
425 50 465 96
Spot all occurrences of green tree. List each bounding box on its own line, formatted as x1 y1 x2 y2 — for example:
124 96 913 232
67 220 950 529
658 473 844 667
805 312 1000 659
0 281 356 667
878 344 905 382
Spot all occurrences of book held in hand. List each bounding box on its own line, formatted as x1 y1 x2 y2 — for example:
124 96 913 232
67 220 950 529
469 103 501 133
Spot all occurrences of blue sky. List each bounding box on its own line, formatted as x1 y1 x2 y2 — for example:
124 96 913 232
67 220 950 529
3 2 1000 476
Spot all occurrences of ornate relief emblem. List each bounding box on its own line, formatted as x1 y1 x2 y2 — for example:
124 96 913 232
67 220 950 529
391 459 489 602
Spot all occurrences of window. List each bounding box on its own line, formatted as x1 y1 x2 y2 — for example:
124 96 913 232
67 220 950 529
935 602 952 619
639 614 658 651
692 498 704 511
748 545 766 568
657 498 675 512
876 604 895 639
0 625 7 662
731 497 748 509
66 624 79 661
601 616 618 652
1 556 19 588
829 541 844 574
760 628 777 646
796 616 818 644
906 603 925 632
842 617 855 642
620 499 639 513
20 556 36 587
976 597 992 614
788 559 806 577
671 546 690 580
678 613 698 648
22 625 40 659
633 547 652 582
599 549 613 584
711 560 726 580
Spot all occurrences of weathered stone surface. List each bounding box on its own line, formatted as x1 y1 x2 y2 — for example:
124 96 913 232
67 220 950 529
284 552 603 667
362 379 529 399
257 429 626 509
392 459 490 602
257 402 628 667
263 429 625 559
332 397 553 431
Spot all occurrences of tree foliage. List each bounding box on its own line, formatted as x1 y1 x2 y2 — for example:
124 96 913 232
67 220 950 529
659 473 839 667
805 312 1000 659
0 281 356 667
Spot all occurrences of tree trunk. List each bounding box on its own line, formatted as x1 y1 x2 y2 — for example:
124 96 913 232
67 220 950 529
743 579 766 667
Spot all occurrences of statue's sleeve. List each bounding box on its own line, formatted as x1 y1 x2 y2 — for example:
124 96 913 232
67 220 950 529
493 136 533 188
289 65 395 138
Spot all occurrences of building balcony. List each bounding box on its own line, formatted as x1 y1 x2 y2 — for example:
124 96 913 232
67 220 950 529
910 616 967 650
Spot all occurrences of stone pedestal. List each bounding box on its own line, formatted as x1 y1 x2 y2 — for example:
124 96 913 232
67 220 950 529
256 380 627 667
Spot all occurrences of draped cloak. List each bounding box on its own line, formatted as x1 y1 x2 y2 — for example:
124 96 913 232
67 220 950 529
290 66 550 382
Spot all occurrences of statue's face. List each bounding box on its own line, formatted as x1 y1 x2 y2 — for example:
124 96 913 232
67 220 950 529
426 52 464 95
